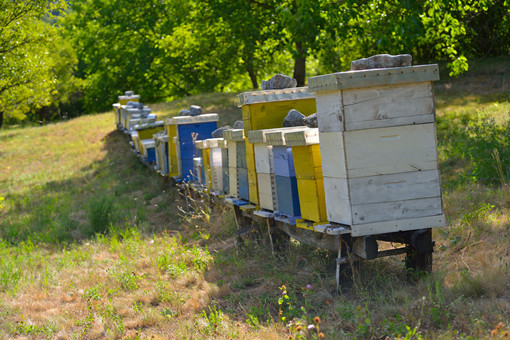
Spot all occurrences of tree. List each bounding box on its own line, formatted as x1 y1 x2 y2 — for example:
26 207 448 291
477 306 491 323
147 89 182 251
0 0 67 128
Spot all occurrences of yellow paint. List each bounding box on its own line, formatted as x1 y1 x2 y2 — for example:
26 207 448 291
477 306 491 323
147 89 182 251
296 219 328 231
296 178 327 223
119 98 139 105
166 124 179 177
245 139 259 205
292 145 322 180
202 148 212 190
241 98 316 132
240 204 258 212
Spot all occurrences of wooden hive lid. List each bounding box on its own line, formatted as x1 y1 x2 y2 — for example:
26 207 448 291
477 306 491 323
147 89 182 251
265 127 308 146
141 139 156 148
222 129 245 142
112 103 121 108
284 128 319 146
153 131 168 143
194 139 209 149
248 126 310 144
167 113 219 125
134 120 165 131
118 94 140 101
207 138 225 148
236 87 314 107
308 64 439 93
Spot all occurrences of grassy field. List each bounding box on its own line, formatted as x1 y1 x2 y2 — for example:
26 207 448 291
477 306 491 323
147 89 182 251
1 58 509 339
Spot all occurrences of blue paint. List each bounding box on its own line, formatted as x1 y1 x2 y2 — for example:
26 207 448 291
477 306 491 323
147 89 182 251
177 121 217 182
275 175 300 217
238 167 250 201
147 147 156 163
273 146 295 177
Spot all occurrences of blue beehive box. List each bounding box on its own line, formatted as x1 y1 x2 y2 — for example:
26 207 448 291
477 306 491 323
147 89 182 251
275 175 301 217
168 114 219 182
273 146 295 177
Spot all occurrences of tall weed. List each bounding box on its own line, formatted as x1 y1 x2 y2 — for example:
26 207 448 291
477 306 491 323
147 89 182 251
87 194 115 234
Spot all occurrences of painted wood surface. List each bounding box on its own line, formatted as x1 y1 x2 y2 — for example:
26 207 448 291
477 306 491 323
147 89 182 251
316 91 344 132
273 146 295 177
228 166 238 198
227 141 237 168
211 166 223 192
349 169 442 205
254 143 272 174
323 176 352 225
284 128 320 146
352 197 443 224
246 140 259 205
297 178 327 222
257 173 274 211
238 167 250 201
351 214 445 237
292 145 322 180
241 98 316 132
343 82 435 130
275 175 301 217
319 131 346 178
166 125 179 177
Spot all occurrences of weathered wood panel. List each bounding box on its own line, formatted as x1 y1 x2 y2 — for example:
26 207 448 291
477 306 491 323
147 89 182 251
342 82 435 130
257 173 274 211
319 131 347 178
316 91 344 132
254 143 272 174
352 197 443 224
323 177 352 225
351 214 446 237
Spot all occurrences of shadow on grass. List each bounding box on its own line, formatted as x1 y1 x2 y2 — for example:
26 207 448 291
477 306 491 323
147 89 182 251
0 129 180 245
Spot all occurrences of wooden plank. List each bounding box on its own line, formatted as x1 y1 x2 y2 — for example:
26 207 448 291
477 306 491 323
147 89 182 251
309 64 440 93
169 113 218 124
323 177 352 225
254 143 272 174
319 132 347 178
352 197 443 224
297 178 327 222
344 124 439 178
316 91 344 132
351 214 446 237
257 173 274 211
227 141 237 168
343 82 435 130
292 145 322 180
246 141 259 205
228 166 238 198
237 87 314 106
284 128 320 146
349 169 441 205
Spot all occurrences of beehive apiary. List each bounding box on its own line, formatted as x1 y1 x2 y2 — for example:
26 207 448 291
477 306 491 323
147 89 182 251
265 127 310 224
208 138 229 196
118 91 140 105
134 121 165 152
237 87 316 207
154 132 169 175
166 114 218 182
195 139 212 190
283 128 327 228
223 129 248 201
308 64 445 237
140 139 156 163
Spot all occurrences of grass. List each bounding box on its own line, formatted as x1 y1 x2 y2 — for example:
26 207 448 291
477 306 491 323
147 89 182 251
0 57 509 339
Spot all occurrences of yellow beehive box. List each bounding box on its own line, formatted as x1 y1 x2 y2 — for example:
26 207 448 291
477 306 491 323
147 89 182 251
237 87 316 207
283 128 327 223
118 92 140 105
134 121 164 152
166 123 179 177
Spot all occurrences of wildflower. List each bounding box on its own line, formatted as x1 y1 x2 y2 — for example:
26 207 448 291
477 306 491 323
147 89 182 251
306 284 312 289
314 316 321 324
319 333 325 338
496 322 505 331
308 324 315 330
296 325 302 331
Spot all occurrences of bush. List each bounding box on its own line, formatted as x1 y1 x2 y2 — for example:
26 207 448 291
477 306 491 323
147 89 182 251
87 194 115 234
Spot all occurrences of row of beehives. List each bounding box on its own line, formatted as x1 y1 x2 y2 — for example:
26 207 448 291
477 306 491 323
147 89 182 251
113 64 446 238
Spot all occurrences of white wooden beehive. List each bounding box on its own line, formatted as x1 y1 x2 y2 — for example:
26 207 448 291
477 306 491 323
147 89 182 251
309 64 445 237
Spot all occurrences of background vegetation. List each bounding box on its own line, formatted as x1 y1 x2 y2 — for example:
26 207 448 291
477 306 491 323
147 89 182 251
1 0 510 126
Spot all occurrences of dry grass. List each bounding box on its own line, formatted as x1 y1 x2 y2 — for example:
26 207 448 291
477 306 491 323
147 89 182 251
0 57 509 339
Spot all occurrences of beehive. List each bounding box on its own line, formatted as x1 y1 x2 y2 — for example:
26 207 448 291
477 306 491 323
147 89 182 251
247 127 309 212
237 87 316 207
195 139 212 190
154 132 169 175
309 64 445 237
112 103 121 127
140 139 156 163
165 114 218 181
265 127 309 224
283 128 327 227
193 157 203 185
130 131 140 153
208 138 229 195
125 107 152 132
223 129 248 200
118 92 140 105
134 121 165 152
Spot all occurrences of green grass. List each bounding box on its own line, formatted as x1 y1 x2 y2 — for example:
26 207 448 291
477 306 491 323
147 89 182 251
0 58 509 338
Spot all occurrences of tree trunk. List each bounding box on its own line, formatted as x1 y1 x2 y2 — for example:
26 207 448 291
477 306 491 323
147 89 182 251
247 63 258 89
293 41 306 87
0 111 3 129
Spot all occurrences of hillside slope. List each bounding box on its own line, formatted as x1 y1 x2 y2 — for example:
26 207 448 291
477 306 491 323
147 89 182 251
0 59 509 339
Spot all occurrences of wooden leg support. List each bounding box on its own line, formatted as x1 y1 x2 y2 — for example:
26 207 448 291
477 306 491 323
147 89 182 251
336 234 351 292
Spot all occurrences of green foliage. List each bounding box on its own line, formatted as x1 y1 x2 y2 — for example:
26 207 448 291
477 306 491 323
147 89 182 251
87 194 115 234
